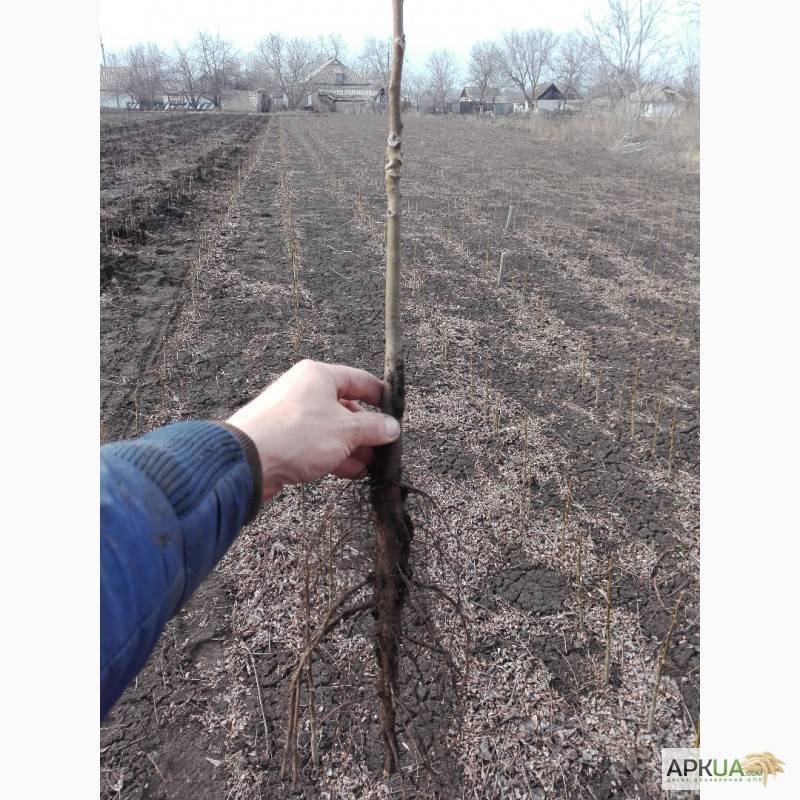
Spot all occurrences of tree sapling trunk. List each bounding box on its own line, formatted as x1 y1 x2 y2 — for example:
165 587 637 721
368 0 412 777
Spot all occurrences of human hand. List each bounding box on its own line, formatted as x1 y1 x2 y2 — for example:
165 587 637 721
227 359 400 501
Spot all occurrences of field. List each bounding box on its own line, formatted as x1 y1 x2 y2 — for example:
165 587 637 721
100 110 699 799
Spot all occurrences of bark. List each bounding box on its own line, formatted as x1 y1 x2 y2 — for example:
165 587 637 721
368 0 412 778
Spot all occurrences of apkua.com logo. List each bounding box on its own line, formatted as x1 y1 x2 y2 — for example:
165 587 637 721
662 748 785 790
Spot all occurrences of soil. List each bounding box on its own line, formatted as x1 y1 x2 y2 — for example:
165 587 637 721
100 110 699 799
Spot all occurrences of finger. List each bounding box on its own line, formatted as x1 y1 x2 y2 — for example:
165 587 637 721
324 363 385 406
347 409 401 448
333 456 369 480
339 398 364 413
351 444 375 466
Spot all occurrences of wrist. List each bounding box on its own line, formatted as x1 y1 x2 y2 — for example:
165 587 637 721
213 421 265 520
224 413 286 501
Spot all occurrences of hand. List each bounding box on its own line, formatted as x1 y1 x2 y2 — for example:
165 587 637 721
227 359 400 501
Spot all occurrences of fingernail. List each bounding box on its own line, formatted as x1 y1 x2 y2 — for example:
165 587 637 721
384 415 401 439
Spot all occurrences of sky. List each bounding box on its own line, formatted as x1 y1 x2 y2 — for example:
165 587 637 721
98 0 694 74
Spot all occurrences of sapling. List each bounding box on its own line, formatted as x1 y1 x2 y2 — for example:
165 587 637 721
630 360 640 440
576 527 586 638
301 488 320 770
603 556 613 684
367 0 413 775
646 591 684 733
651 396 663 457
497 251 506 286
667 404 678 477
670 309 683 343
483 364 490 423
160 344 168 408
580 349 587 389
521 415 529 487
132 388 140 436
560 478 573 551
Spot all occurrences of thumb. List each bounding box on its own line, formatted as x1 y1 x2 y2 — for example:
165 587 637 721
348 410 401 448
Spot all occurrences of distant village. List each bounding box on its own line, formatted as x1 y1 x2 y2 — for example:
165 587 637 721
101 58 689 120
100 24 697 120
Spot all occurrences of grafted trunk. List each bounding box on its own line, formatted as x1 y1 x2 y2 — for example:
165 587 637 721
368 0 411 778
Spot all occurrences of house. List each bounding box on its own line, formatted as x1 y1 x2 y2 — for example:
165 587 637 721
222 89 270 113
493 89 529 115
561 87 586 112
100 65 137 109
301 57 385 113
535 83 567 112
443 89 462 114
163 93 216 111
457 86 501 115
629 85 687 118
100 65 217 110
455 87 526 116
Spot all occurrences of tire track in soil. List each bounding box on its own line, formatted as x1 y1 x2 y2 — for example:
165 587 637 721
101 118 303 800
102 117 390 800
100 114 269 441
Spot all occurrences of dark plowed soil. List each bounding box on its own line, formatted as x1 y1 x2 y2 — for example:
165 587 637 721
100 111 269 441
100 112 699 799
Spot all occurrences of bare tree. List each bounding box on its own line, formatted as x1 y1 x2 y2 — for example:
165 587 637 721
585 0 669 103
172 43 203 108
554 31 591 98
124 43 168 109
466 40 502 104
499 28 559 108
357 36 392 86
425 49 457 113
196 31 238 108
675 1 699 101
677 0 699 27
403 68 426 111
255 34 320 110
104 51 122 68
318 33 347 61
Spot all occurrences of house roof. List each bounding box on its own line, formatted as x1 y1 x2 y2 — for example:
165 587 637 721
318 86 384 103
561 86 584 100
537 82 565 101
460 86 502 101
307 57 373 87
629 84 688 104
495 89 527 105
100 65 131 92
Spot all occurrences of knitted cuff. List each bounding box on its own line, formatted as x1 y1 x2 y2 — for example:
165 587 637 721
213 421 264 524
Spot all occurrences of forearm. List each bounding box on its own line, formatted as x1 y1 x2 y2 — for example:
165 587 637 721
100 420 261 718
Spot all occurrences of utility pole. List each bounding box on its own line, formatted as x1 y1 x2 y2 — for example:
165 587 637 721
100 34 106 67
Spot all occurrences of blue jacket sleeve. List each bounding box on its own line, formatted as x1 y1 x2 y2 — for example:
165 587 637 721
100 420 261 719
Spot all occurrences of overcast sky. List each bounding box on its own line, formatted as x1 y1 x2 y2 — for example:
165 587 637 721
98 0 694 73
